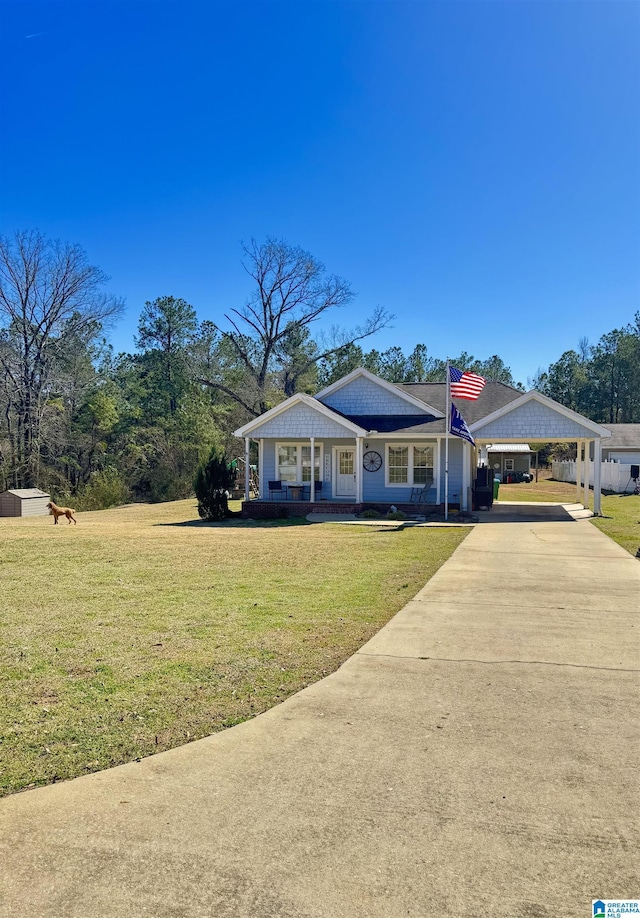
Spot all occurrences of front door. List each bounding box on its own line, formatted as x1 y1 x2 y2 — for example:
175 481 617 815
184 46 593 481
336 448 356 498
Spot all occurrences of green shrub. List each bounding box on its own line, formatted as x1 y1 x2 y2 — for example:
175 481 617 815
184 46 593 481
386 510 406 521
360 509 381 519
194 448 236 520
75 468 130 511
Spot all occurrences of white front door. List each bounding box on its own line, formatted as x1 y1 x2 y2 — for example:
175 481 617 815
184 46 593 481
336 448 356 498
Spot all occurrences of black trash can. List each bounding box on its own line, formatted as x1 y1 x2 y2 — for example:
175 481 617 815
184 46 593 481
474 486 493 510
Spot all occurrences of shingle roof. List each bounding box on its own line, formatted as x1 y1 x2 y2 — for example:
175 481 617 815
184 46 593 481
601 424 640 449
398 381 524 423
3 488 49 498
330 382 525 436
333 414 445 435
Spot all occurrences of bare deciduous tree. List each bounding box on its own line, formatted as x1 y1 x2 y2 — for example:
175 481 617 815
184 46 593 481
0 230 124 486
199 238 392 416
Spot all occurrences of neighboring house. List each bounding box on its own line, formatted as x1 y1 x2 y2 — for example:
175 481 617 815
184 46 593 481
234 367 611 515
589 424 640 465
479 444 532 479
0 488 50 517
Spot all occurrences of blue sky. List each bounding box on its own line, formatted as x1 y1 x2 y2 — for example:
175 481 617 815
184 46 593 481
1 0 638 386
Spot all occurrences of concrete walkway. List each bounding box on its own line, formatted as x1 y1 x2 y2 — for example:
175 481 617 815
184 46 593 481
1 513 638 918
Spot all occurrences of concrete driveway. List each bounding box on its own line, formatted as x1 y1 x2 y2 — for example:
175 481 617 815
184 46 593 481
1 516 638 918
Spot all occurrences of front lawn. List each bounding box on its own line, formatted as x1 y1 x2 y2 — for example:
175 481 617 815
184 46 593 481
0 500 467 796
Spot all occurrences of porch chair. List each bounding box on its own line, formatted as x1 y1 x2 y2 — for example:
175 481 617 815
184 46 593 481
304 480 322 501
268 480 284 500
408 477 434 511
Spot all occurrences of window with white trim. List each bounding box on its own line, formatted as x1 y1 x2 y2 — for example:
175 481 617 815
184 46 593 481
276 443 321 483
385 443 435 487
505 458 514 471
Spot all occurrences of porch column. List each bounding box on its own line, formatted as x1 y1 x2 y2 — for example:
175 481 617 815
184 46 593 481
356 437 363 503
583 440 591 510
244 438 250 503
259 439 264 499
461 442 471 511
310 437 315 503
575 439 583 505
593 438 602 515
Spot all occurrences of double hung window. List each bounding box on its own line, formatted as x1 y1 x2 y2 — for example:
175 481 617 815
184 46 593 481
386 444 435 487
277 444 321 483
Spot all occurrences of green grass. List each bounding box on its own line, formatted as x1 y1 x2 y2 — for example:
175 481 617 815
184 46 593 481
0 499 468 796
497 473 640 556
591 494 640 557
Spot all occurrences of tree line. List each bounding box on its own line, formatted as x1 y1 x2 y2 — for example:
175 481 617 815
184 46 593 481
531 322 640 426
1 230 637 506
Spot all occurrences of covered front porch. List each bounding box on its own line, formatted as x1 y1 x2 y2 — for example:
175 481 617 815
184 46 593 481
236 430 455 517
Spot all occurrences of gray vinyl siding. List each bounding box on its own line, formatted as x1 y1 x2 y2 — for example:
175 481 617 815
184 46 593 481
604 450 640 464
0 492 50 517
488 453 531 475
21 497 51 517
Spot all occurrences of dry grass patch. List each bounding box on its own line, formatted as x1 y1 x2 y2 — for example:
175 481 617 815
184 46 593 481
497 472 577 503
0 500 468 795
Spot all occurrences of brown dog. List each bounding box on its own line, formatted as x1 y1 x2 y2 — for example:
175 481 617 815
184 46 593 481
47 501 77 525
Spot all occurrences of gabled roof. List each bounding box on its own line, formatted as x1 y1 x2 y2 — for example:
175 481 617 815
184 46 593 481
400 381 523 422
233 393 368 438
469 390 611 437
317 367 444 417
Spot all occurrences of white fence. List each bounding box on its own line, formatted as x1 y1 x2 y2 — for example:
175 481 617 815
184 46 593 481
552 460 638 493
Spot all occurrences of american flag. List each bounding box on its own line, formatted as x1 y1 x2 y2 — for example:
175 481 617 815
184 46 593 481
449 366 486 400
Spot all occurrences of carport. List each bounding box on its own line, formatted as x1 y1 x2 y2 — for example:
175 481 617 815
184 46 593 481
468 390 611 515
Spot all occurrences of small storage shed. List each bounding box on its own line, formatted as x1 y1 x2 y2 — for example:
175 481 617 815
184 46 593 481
484 444 532 478
0 488 50 517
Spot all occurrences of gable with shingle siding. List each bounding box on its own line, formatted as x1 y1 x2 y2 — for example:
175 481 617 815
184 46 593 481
320 375 431 416
474 400 602 440
246 401 358 439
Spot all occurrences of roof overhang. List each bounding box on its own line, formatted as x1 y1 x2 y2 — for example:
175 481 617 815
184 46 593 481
316 367 444 418
470 390 612 439
233 393 369 438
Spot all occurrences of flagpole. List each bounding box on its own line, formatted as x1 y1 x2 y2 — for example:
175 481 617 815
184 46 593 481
445 359 450 521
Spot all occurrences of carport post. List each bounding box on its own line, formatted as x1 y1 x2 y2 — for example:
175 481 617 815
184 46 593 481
575 439 583 505
583 440 591 510
593 439 602 515
244 438 250 503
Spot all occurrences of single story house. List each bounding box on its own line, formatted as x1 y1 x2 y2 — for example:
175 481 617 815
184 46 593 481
589 424 640 465
234 367 611 516
478 444 532 479
0 488 50 517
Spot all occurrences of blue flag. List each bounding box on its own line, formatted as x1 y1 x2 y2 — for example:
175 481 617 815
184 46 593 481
450 403 475 446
